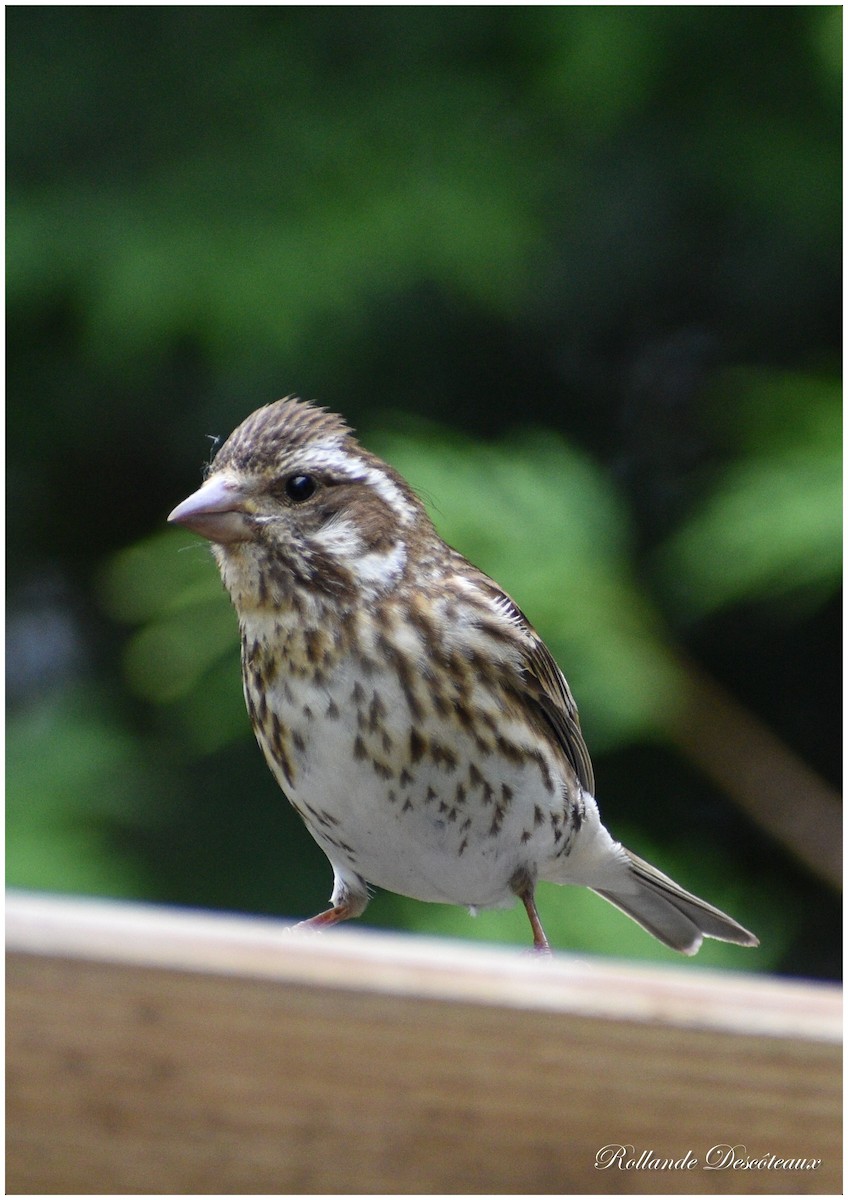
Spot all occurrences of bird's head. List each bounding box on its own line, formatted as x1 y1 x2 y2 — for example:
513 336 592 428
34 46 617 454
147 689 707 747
168 397 429 610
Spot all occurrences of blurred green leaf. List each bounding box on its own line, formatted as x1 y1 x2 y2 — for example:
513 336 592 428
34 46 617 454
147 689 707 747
8 70 545 375
533 7 664 135
100 531 222 623
7 687 162 896
100 531 245 747
123 602 238 705
655 370 841 617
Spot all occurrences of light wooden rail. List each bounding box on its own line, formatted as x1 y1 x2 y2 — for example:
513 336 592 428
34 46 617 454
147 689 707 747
6 890 841 1194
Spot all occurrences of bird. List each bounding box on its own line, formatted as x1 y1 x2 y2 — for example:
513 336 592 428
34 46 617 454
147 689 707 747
168 397 758 955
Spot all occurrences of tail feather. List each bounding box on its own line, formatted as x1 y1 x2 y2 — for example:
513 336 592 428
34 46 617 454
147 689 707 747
594 848 759 956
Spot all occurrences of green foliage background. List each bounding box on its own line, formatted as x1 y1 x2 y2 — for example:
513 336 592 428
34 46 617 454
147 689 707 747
7 7 841 977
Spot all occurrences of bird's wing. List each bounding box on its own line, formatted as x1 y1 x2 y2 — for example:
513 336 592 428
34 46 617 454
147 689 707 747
467 569 596 795
520 624 596 795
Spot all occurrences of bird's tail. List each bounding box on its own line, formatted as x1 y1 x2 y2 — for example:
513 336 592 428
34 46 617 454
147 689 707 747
593 848 759 956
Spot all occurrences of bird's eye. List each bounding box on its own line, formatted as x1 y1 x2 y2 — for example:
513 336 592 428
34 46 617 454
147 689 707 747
285 474 317 502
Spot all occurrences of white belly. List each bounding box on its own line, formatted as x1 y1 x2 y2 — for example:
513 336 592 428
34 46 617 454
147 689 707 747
253 657 577 909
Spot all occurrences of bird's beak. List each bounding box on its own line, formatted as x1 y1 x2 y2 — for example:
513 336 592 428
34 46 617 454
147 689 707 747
168 475 255 545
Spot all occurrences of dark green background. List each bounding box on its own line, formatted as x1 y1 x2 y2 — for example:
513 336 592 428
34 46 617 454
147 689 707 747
7 7 841 978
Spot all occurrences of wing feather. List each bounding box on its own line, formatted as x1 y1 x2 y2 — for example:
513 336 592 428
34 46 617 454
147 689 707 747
522 635 595 794
462 567 595 795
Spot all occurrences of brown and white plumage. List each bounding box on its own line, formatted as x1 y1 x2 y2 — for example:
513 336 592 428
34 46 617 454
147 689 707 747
169 397 758 955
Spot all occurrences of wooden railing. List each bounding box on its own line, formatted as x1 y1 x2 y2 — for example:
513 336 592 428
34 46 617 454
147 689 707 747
6 891 841 1194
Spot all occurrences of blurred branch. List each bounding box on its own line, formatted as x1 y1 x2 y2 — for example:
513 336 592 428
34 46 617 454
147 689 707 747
669 655 841 891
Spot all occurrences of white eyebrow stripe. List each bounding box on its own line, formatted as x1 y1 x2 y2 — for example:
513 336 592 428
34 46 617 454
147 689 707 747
312 446 418 525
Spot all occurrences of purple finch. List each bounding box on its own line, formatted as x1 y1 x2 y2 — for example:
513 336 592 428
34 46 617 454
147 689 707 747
169 398 757 954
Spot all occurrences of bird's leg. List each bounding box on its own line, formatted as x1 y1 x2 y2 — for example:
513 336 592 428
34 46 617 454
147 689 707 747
295 902 358 929
511 869 552 954
294 881 369 930
522 892 552 954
